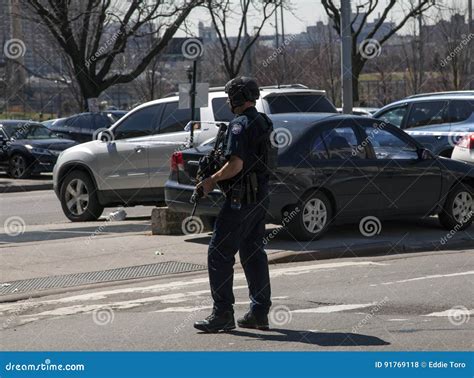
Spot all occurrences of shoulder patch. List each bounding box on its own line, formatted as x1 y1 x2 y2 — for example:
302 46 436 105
231 123 242 135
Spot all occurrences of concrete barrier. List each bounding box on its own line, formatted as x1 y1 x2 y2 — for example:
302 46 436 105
151 206 212 235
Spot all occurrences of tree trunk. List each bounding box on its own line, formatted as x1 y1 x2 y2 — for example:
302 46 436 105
352 59 364 104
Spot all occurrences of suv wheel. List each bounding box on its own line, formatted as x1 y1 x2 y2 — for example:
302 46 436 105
439 184 473 230
9 154 31 179
285 191 332 241
60 170 104 222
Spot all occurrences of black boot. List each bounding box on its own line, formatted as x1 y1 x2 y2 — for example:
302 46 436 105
194 311 235 333
237 311 269 330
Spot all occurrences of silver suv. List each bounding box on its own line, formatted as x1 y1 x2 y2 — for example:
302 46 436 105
53 85 336 221
373 91 474 157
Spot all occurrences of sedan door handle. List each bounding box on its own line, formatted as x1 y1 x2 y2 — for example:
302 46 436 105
134 146 145 153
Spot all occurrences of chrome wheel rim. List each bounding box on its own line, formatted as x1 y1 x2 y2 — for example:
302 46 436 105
452 191 473 224
302 198 327 233
11 155 26 178
65 178 89 216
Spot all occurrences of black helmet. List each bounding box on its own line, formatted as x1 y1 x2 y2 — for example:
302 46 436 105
225 76 260 108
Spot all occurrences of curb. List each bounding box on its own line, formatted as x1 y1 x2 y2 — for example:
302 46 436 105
0 182 53 193
267 239 472 264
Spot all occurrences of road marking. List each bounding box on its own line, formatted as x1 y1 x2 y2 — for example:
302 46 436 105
424 309 474 317
370 270 474 286
292 303 377 314
0 261 384 313
155 301 249 313
388 319 409 322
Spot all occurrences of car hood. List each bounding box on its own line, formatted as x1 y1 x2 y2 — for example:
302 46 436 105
437 156 474 176
13 138 77 151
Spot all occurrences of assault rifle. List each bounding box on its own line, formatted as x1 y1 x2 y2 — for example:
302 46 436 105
190 122 228 217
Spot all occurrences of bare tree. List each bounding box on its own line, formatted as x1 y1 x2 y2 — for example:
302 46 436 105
207 0 280 79
321 0 435 102
20 0 202 110
434 3 470 90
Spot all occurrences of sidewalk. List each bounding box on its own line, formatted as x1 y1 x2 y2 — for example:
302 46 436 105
0 173 53 193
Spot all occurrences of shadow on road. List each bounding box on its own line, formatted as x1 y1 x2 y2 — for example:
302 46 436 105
226 329 390 347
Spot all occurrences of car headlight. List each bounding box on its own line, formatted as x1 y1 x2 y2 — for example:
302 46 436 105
25 144 52 155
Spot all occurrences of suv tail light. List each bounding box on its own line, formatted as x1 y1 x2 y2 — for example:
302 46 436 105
170 151 184 172
457 134 474 149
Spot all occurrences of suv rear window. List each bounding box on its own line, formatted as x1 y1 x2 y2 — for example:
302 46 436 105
447 100 473 123
266 94 336 114
212 97 234 122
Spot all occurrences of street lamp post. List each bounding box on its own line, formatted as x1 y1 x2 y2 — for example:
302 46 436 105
341 0 353 113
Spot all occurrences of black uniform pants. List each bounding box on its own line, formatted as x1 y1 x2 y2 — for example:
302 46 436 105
208 197 271 316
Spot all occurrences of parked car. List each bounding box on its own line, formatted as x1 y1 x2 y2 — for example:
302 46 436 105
165 113 473 240
451 133 474 164
373 92 474 157
0 120 77 179
337 107 379 116
53 85 337 221
44 111 127 144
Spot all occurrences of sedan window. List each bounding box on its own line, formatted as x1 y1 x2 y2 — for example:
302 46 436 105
376 105 408 127
364 126 418 160
406 100 449 129
313 126 366 160
67 114 94 130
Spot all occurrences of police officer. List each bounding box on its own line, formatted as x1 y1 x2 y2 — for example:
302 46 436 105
194 77 273 333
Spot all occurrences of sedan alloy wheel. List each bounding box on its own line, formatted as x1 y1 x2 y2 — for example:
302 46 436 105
302 198 328 233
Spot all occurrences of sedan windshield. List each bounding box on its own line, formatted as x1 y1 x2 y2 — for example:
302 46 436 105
3 123 56 140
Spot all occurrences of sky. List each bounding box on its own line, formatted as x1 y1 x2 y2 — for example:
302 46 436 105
179 0 469 38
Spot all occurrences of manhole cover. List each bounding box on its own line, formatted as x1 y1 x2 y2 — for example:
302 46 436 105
0 261 206 296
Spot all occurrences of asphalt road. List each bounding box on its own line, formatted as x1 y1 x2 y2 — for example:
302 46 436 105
0 190 154 226
1 249 472 351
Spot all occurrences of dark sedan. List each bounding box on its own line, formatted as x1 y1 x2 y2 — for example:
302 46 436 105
44 111 127 144
165 113 474 240
0 120 77 179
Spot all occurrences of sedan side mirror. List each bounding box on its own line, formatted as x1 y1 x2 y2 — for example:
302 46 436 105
419 148 434 160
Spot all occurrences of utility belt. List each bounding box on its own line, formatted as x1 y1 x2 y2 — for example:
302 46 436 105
219 172 259 210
